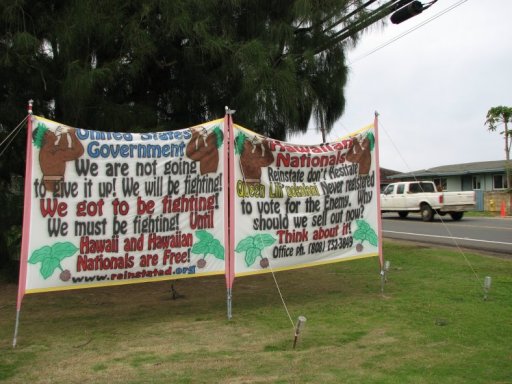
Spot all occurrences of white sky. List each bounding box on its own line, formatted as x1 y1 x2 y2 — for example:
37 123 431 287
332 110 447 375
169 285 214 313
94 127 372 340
292 0 511 173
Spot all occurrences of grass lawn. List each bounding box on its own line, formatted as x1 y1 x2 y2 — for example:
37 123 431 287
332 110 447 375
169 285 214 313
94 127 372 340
0 240 511 383
465 210 501 218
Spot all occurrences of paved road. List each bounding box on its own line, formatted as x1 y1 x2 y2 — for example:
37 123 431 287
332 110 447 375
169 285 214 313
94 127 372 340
381 213 512 256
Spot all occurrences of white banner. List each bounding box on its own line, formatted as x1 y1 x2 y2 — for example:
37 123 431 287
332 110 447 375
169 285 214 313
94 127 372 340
24 116 226 292
232 123 379 275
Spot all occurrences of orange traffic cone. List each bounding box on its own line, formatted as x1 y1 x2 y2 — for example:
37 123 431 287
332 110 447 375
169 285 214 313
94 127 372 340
500 201 506 217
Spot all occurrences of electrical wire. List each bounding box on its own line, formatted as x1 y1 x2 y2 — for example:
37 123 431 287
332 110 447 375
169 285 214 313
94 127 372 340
378 118 483 287
0 115 29 158
350 0 469 63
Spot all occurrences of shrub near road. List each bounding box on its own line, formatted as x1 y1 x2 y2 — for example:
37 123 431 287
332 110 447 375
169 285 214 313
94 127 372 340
1 241 511 383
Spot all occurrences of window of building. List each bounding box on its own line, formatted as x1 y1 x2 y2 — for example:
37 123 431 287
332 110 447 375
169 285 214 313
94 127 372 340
433 178 447 191
493 175 508 190
472 176 482 190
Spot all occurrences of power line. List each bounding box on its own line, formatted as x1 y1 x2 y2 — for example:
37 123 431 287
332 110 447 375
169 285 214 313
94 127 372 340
350 0 469 63
0 116 28 158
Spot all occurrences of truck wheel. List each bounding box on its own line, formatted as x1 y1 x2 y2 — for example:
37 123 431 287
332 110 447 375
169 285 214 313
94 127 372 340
420 203 434 222
450 212 464 221
398 212 409 219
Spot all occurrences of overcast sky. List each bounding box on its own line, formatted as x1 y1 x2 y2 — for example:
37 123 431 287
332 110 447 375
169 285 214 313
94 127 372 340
293 0 511 173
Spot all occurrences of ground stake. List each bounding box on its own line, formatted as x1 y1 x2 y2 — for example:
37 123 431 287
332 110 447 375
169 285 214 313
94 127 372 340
483 276 492 301
293 316 307 349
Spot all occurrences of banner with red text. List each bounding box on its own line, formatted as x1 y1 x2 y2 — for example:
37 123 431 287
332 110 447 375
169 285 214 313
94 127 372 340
23 116 226 293
233 124 379 275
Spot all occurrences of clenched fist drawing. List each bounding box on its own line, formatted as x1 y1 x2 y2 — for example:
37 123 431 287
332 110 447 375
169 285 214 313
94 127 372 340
32 123 84 192
346 135 372 175
185 125 224 175
235 133 274 184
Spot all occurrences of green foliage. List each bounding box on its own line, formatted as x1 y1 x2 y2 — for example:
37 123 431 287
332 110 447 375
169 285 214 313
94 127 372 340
28 242 78 279
0 0 364 147
212 125 223 149
235 234 276 267
366 131 375 151
485 106 512 131
5 225 21 257
0 184 23 281
485 105 512 189
0 223 22 281
191 230 224 260
353 220 378 246
32 123 48 149
234 132 247 155
244 247 262 268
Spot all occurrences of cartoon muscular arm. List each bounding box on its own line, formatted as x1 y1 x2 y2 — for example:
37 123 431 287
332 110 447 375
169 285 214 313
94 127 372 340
53 126 84 161
185 125 223 174
238 136 274 184
34 124 84 192
346 136 372 175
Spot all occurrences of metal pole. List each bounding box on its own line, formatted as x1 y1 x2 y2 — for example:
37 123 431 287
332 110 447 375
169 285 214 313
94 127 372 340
13 100 33 348
380 269 385 294
227 288 232 320
12 310 21 348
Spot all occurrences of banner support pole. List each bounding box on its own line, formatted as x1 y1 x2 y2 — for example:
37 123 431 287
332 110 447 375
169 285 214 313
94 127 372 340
12 310 21 348
227 288 232 320
373 111 386 294
13 100 34 347
224 107 236 320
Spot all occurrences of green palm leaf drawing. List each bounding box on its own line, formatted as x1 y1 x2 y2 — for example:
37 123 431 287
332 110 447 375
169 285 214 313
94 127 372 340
235 234 276 267
28 242 78 279
353 220 378 246
191 231 224 260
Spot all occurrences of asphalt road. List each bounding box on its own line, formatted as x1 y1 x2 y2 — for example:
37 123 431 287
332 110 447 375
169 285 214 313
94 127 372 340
381 213 512 257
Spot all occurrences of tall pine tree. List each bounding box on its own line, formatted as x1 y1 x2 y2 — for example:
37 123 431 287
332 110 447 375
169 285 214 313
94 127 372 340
1 0 375 137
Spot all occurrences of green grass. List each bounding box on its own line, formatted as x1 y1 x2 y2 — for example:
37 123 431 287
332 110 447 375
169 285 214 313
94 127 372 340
465 210 500 217
0 241 511 383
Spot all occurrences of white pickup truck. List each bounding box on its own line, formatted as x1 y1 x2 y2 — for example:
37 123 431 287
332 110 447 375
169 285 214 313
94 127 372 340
381 181 475 221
